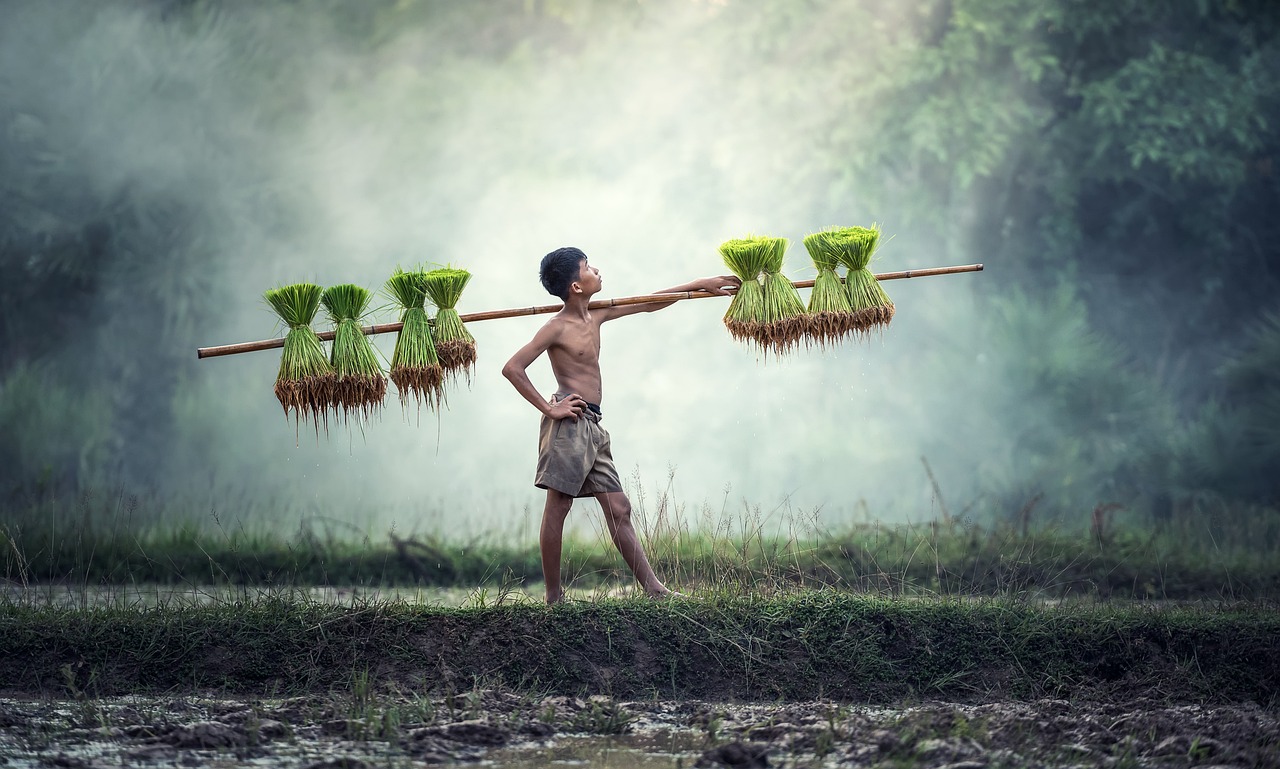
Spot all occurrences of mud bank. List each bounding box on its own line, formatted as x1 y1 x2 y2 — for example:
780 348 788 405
2 595 1277 704
1 690 1275 768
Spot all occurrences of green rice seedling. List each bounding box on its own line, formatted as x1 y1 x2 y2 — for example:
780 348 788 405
719 236 779 349
422 267 477 384
385 268 445 410
802 229 856 346
264 283 335 431
757 237 808 355
831 224 894 336
321 283 387 422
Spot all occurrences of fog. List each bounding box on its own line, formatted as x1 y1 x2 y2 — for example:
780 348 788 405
1 1 1162 537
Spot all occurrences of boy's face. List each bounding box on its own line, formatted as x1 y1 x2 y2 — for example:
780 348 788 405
572 258 602 297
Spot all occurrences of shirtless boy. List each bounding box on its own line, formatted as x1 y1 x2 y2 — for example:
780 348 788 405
502 246 740 604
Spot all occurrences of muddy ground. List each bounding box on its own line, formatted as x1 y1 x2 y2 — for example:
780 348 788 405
1 688 1275 768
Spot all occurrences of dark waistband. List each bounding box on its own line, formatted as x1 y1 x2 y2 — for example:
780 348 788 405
554 393 602 416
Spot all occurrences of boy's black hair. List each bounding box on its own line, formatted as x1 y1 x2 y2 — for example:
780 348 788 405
540 246 587 300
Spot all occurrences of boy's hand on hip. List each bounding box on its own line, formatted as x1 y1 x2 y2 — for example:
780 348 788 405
548 394 586 422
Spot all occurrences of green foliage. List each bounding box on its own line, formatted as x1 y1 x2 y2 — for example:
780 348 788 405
802 230 854 345
385 269 443 409
719 236 785 348
264 284 335 426
757 237 807 355
321 284 387 420
422 268 476 382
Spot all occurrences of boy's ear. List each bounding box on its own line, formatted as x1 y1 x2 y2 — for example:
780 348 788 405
570 281 581 294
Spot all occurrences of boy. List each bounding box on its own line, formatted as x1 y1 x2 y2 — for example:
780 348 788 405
502 246 740 604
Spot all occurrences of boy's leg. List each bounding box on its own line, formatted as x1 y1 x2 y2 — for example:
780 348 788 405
593 491 670 597
540 489 575 604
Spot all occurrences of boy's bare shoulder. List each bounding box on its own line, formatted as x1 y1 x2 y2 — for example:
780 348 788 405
533 314 569 343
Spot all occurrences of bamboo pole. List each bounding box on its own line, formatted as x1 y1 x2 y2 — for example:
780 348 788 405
197 263 983 359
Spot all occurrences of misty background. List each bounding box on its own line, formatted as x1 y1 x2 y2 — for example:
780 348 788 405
2 0 1278 540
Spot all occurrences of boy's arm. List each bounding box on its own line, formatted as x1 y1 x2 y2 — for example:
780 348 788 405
596 275 741 322
501 322 587 422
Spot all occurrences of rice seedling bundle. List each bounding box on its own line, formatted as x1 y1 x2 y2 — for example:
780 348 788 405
264 283 335 428
802 229 856 346
832 224 894 335
757 237 809 355
718 236 777 348
422 267 477 383
320 283 387 421
385 268 445 409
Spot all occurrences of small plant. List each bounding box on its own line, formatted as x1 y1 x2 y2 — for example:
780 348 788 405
570 699 634 735
264 283 335 431
757 237 808 355
321 283 388 422
719 236 775 348
802 229 856 346
385 268 445 411
422 267 477 385
821 224 894 336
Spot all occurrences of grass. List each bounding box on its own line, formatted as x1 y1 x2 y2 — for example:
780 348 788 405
321 283 387 422
802 229 854 346
263 283 335 430
824 224 895 334
385 268 444 411
4 487 1278 714
3 484 1280 600
421 268 476 384
719 236 780 348
1 591 1277 702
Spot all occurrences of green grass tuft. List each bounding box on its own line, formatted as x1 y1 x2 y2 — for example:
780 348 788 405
263 283 335 431
385 269 444 411
826 224 895 335
803 230 856 346
719 236 787 351
422 268 476 385
321 284 387 422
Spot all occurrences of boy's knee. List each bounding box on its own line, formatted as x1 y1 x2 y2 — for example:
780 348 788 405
602 496 632 524
545 491 573 517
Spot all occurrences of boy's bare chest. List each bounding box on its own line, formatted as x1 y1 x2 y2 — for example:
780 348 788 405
558 324 601 361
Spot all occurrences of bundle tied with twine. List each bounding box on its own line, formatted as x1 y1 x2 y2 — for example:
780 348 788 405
320 283 387 421
758 236 809 355
422 267 477 383
719 236 777 348
802 228 856 346
264 282 335 429
385 268 444 410
832 224 894 335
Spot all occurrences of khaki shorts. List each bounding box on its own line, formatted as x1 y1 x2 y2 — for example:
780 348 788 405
534 394 624 498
